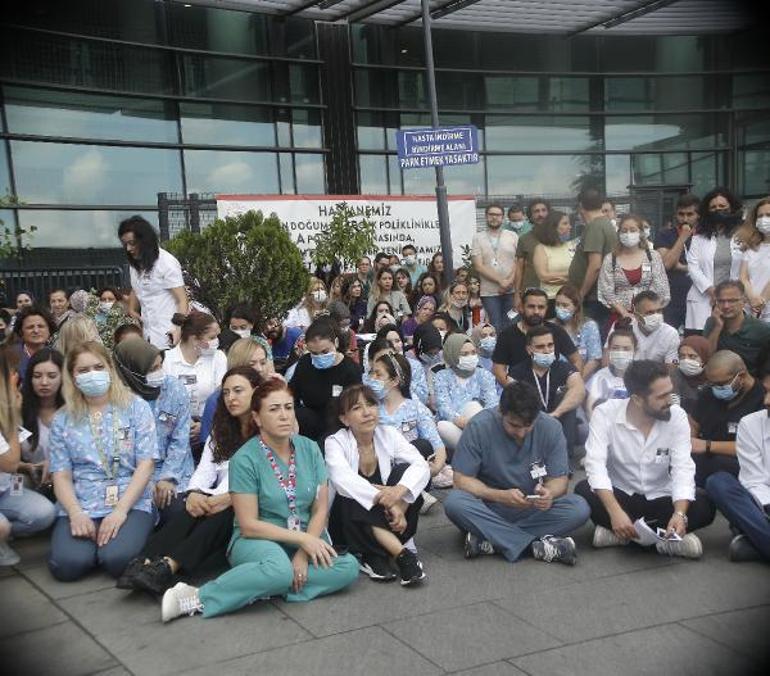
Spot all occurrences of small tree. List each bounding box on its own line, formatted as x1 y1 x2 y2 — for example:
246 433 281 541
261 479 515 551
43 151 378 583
311 202 377 271
165 210 308 324
0 195 36 262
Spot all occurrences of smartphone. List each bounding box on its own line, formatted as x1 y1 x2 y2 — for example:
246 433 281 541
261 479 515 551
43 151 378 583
525 495 539 500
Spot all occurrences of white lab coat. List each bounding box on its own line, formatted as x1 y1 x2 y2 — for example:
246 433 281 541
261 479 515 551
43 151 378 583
324 426 430 511
685 233 743 330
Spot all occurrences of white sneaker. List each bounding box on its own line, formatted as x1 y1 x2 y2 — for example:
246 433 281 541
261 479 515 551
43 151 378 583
655 533 703 559
0 540 20 567
420 491 438 514
161 582 203 623
432 465 454 489
592 525 630 548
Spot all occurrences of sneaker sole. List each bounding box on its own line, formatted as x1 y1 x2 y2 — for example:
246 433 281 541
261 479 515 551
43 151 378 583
359 562 396 582
400 571 427 586
133 573 173 596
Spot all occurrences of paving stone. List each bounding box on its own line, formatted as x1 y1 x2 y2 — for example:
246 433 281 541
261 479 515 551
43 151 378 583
455 662 529 676
0 621 117 676
21 564 117 600
681 606 770 659
384 602 562 671
59 587 160 638
495 561 770 643
511 623 759 676
0 576 68 638
184 626 441 676
97 601 311 675
11 535 52 569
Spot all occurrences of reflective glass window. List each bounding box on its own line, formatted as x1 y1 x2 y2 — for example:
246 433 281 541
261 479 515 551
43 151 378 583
0 30 174 95
0 143 11 196
605 77 716 112
741 150 770 196
292 109 323 149
168 3 269 55
5 88 178 142
12 141 182 206
18 209 159 249
294 154 325 194
486 116 600 152
606 154 631 196
179 55 271 102
357 112 386 150
360 155 388 194
691 151 724 198
733 74 770 110
605 114 726 151
437 72 483 110
288 64 320 105
279 153 295 194
486 77 589 112
388 156 403 195
487 155 603 196
180 103 275 146
184 150 279 195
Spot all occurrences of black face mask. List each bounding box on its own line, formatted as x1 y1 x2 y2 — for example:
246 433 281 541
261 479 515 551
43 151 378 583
706 212 741 229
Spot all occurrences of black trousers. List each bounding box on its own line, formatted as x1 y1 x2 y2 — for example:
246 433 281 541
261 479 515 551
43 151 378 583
693 453 739 489
574 480 716 532
141 506 234 576
328 463 423 560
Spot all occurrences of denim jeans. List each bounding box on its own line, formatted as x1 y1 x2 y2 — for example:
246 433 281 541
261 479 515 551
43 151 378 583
0 487 56 536
481 294 515 333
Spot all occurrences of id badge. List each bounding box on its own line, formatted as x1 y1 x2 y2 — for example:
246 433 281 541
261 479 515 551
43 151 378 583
655 449 670 464
287 514 301 532
10 474 24 496
332 385 343 397
105 484 119 507
530 463 547 480
642 264 651 274
727 421 738 435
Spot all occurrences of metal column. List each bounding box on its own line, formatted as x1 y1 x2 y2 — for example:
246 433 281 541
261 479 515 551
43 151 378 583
421 0 454 286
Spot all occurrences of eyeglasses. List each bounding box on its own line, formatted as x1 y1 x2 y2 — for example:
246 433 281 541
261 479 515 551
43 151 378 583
716 297 742 305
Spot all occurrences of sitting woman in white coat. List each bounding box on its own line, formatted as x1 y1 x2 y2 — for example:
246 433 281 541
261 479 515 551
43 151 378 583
325 384 430 586
686 188 744 333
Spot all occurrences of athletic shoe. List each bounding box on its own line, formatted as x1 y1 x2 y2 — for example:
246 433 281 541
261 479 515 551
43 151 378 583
592 525 630 548
395 548 426 586
116 557 146 590
420 491 438 514
0 541 20 567
531 535 577 566
464 531 495 559
655 533 702 559
431 465 454 489
728 534 762 563
359 555 397 582
161 582 203 623
134 557 175 595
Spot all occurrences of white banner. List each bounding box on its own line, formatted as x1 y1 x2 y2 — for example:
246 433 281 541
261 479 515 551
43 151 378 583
216 194 477 267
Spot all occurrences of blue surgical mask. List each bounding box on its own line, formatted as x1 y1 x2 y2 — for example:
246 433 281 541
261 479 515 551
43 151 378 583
75 370 111 397
363 373 387 400
559 232 571 243
479 336 496 354
419 352 441 366
555 307 573 322
532 352 556 368
311 352 336 370
711 375 739 401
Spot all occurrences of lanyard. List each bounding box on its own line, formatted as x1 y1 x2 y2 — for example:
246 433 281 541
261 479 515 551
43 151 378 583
259 437 297 517
532 368 550 411
89 406 122 480
487 231 502 260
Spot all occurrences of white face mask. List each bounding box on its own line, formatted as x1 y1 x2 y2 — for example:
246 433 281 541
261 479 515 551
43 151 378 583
642 312 664 332
457 355 478 372
678 358 703 377
619 231 640 248
98 301 114 313
199 337 219 356
312 289 327 304
404 255 416 266
609 350 634 371
231 328 251 339
643 226 651 240
145 370 165 387
756 215 770 234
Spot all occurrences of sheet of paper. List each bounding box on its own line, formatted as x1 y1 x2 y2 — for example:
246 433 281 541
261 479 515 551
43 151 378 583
633 518 683 545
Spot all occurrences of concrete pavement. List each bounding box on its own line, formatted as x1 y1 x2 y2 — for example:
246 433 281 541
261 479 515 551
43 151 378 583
1 476 769 676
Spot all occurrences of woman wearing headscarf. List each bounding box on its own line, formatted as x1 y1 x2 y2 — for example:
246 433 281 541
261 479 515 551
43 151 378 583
671 335 713 415
113 338 194 524
433 334 499 454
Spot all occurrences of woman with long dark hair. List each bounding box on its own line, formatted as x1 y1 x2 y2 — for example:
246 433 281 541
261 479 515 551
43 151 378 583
118 367 261 595
118 215 189 348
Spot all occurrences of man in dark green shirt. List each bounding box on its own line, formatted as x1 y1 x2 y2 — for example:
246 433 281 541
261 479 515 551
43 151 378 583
568 188 618 331
703 280 770 375
514 198 550 310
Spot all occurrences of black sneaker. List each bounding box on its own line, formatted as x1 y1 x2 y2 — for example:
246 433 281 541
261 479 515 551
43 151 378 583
531 535 577 566
359 555 397 582
133 557 175 594
116 557 146 590
728 534 762 562
464 532 495 559
395 549 426 586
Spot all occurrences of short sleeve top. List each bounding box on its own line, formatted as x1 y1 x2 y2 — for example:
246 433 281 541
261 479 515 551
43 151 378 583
472 229 518 296
129 249 184 348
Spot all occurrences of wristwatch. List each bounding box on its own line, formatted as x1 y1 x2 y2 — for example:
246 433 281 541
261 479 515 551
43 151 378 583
674 510 688 526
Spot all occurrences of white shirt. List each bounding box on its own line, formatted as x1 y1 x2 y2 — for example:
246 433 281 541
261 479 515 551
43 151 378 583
736 409 770 506
284 304 313 330
324 426 430 511
743 243 770 322
129 249 185 348
21 418 51 464
586 367 628 411
186 435 229 495
585 398 695 502
0 427 31 494
162 345 227 418
631 319 679 363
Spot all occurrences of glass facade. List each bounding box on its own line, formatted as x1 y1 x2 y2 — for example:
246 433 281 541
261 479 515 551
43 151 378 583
0 1 768 251
0 0 325 248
